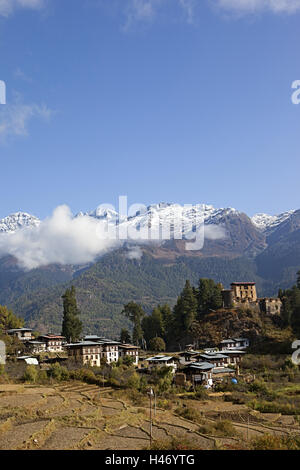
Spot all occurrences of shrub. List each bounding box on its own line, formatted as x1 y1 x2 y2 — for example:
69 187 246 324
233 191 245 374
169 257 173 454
251 434 300 450
23 365 38 383
148 337 166 352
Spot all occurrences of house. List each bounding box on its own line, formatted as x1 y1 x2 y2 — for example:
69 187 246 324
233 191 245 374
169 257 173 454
220 349 245 365
196 352 230 368
65 341 103 367
83 336 119 364
145 355 179 373
183 362 214 387
220 338 249 351
17 356 39 365
179 350 200 363
7 328 33 342
26 340 46 355
212 367 235 379
38 335 65 352
118 344 139 366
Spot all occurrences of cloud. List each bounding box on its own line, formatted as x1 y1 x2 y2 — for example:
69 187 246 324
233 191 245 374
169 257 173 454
0 98 53 143
123 0 198 29
213 0 300 14
126 245 143 260
0 205 121 270
0 0 45 17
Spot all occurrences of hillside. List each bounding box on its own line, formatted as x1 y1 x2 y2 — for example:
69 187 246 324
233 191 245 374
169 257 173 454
0 202 300 337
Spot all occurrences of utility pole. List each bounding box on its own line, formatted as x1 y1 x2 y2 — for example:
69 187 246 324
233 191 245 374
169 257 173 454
148 388 154 447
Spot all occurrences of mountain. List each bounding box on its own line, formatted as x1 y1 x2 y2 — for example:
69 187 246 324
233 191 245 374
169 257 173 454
0 202 299 337
0 212 40 233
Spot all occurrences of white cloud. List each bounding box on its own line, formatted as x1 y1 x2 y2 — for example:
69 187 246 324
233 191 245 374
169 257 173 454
214 0 300 14
0 205 121 270
0 0 45 17
123 0 198 29
0 99 53 143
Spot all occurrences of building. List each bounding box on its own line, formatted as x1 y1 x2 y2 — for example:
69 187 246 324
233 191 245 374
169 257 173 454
222 281 282 315
25 340 46 355
259 298 282 315
220 349 245 365
220 338 249 351
196 352 230 368
118 344 139 366
66 341 103 367
145 355 179 373
183 362 214 387
231 282 257 303
38 335 65 353
7 328 33 342
83 336 119 364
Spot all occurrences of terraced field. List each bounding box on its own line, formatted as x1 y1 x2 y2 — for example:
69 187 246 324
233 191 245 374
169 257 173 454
0 383 300 450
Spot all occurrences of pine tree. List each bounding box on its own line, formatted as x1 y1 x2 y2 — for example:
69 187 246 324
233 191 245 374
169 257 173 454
61 286 83 343
197 278 223 318
173 280 197 334
122 302 145 346
120 328 131 344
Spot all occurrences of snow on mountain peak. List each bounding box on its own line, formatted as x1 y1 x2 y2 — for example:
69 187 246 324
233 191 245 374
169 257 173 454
0 212 40 234
251 210 296 233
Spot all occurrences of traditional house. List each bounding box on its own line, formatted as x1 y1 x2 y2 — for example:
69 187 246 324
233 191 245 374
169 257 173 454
145 355 179 373
65 341 103 367
220 349 245 365
7 328 33 342
38 335 65 352
196 352 230 368
118 344 139 366
83 336 119 364
183 362 214 387
26 340 46 355
220 338 249 351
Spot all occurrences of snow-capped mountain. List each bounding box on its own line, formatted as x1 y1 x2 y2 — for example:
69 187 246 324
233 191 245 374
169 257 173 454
0 212 40 234
1 204 297 239
251 210 296 234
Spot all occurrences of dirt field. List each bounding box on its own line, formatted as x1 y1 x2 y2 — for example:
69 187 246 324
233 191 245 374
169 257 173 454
0 383 299 450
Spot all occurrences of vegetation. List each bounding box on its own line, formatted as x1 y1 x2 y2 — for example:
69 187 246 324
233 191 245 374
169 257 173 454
61 286 82 342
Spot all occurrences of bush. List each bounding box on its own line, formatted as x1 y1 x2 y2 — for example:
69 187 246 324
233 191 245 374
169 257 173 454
251 434 300 450
148 337 166 352
23 365 38 383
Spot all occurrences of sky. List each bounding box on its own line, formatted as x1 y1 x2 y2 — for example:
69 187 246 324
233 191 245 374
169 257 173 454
0 0 300 220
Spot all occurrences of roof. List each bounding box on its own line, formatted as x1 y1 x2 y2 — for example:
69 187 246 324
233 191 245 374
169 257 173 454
212 367 235 374
187 362 215 371
199 353 229 360
65 341 102 347
119 343 140 350
220 339 236 344
17 356 39 365
221 349 245 355
146 355 176 362
231 282 256 286
39 335 65 340
7 328 32 333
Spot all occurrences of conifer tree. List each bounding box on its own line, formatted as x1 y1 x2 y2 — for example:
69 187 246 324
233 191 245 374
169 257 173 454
122 302 145 346
61 286 83 343
173 280 197 334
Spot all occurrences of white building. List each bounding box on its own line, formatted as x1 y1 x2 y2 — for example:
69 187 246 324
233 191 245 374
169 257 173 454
146 355 179 373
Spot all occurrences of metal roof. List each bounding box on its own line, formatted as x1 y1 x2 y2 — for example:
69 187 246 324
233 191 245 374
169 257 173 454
212 367 235 374
187 362 215 370
146 355 175 362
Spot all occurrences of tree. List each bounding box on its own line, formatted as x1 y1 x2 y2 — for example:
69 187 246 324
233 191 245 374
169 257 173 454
149 337 166 352
120 328 131 344
197 278 223 317
122 302 145 346
61 286 83 343
173 280 198 335
142 306 164 344
0 305 24 333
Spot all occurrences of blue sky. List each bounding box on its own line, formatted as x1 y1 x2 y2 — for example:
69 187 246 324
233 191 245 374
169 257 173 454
0 0 300 220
